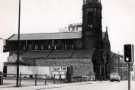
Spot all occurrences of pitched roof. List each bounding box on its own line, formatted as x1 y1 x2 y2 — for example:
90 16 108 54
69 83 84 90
8 32 82 40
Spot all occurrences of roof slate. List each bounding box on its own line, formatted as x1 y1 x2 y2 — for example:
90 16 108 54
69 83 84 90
8 32 82 40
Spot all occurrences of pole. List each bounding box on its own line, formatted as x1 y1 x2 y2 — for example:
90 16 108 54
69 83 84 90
128 63 131 90
16 0 21 87
35 74 37 86
118 51 119 74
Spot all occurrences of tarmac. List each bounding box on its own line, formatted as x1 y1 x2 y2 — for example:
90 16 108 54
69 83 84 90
0 79 95 90
0 79 135 90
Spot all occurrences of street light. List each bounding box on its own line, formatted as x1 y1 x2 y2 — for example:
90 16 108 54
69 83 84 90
16 0 21 87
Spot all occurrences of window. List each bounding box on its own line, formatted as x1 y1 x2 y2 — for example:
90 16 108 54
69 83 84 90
22 45 26 50
34 44 38 50
53 67 60 71
62 66 67 71
28 44 32 50
41 44 44 50
87 12 93 26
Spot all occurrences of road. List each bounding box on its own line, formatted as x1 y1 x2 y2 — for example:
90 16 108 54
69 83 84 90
0 80 135 90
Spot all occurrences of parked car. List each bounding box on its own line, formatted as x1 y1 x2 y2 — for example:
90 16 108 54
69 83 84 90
110 72 120 82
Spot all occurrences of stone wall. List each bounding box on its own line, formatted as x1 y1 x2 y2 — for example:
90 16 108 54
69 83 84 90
6 51 95 78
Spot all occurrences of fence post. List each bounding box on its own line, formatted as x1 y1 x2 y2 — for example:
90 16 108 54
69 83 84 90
60 74 62 81
2 73 3 85
44 74 47 85
53 74 56 84
0 72 3 85
19 73 22 86
35 74 37 86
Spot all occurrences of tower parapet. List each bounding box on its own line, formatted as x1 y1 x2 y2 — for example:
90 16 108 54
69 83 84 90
83 0 101 5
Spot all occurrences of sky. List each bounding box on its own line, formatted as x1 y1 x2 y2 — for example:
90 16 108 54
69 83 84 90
0 0 135 70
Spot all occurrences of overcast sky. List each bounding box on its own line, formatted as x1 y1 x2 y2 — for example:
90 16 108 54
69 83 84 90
0 0 135 68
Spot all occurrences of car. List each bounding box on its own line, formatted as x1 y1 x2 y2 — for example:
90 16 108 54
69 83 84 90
110 72 120 82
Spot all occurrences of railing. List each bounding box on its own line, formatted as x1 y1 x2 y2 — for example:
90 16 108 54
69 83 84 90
0 73 67 86
0 72 95 87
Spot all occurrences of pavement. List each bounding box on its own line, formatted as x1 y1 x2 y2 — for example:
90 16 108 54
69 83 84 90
0 80 135 90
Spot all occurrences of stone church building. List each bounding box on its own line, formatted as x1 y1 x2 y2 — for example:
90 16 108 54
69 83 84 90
3 0 111 80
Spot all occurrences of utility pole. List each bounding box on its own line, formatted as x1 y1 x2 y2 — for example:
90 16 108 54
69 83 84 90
16 0 21 87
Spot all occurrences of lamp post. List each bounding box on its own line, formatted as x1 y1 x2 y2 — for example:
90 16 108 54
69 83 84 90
16 0 21 87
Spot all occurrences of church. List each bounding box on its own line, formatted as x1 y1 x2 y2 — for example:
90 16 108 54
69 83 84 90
3 0 111 81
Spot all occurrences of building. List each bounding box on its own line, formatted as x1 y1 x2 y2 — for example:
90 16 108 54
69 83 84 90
110 52 134 80
3 0 111 80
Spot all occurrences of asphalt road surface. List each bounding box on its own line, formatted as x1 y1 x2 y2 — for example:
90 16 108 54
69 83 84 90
0 80 135 90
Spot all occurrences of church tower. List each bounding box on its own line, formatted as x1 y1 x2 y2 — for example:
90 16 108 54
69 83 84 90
82 0 102 49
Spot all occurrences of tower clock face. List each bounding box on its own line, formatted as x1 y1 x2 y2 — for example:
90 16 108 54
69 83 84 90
88 24 93 28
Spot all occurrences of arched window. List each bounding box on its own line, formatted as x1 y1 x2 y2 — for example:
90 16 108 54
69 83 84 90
34 44 38 50
28 44 32 50
41 44 44 50
87 12 93 26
